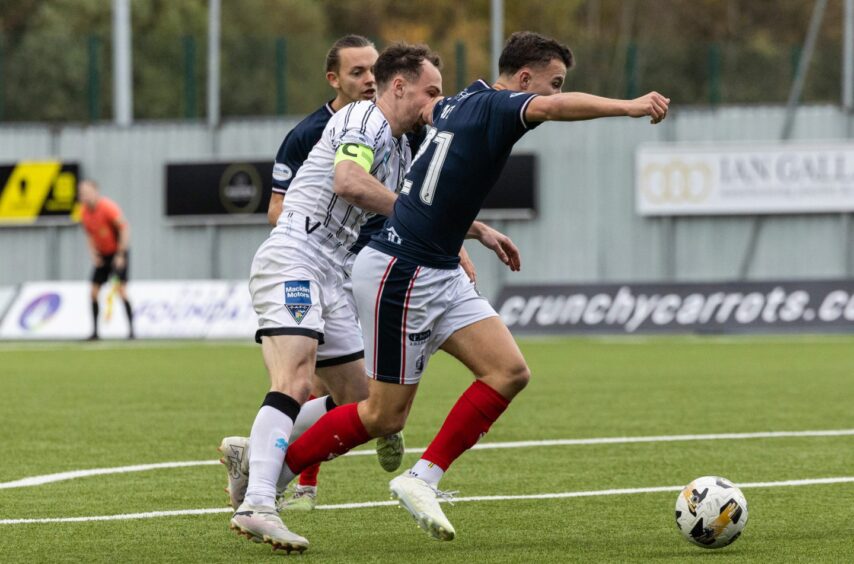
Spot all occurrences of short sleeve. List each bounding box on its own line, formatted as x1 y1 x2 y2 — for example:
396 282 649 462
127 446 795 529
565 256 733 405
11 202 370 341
488 91 541 142
336 101 387 153
102 199 123 224
272 130 307 194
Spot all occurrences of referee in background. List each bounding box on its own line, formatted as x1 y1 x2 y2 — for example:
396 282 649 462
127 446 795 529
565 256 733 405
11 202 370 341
78 179 134 340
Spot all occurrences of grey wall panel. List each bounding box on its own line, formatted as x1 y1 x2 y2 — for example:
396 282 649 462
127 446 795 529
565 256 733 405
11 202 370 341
1 106 852 296
0 127 53 160
216 119 297 159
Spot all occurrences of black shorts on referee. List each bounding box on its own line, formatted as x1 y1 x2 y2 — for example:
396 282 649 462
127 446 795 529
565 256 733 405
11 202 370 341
91 251 130 285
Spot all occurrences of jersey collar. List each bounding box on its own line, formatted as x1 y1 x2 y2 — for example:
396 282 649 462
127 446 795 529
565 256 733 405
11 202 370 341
471 79 492 92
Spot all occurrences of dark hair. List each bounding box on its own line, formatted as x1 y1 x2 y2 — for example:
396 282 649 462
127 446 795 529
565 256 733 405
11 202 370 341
498 31 574 76
374 43 442 90
325 34 374 73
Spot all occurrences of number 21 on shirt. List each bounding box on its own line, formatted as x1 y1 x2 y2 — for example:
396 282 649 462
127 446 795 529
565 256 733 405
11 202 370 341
401 126 454 205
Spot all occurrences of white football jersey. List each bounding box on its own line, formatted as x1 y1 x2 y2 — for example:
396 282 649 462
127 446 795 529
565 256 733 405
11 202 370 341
275 100 411 251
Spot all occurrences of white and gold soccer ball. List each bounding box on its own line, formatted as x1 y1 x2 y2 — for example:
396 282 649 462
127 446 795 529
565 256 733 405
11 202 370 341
674 476 748 549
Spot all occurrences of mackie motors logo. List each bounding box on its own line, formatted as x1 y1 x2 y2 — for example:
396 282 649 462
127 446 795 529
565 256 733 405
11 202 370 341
18 292 62 330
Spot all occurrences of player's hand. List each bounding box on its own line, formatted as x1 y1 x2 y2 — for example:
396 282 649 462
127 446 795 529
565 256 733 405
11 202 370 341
475 223 521 272
114 254 126 270
93 254 104 267
628 91 670 124
458 246 477 284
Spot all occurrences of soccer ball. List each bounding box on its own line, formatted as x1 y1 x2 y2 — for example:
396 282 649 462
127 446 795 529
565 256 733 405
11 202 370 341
674 476 748 549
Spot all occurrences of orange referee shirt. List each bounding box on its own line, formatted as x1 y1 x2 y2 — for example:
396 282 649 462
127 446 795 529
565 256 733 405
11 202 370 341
80 197 124 255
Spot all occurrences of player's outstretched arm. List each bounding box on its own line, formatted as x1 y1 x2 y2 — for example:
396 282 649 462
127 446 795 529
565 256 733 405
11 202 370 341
525 91 670 124
333 159 397 217
466 221 521 272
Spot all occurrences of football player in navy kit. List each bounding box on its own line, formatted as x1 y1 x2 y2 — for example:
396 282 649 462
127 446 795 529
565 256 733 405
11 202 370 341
272 31 670 544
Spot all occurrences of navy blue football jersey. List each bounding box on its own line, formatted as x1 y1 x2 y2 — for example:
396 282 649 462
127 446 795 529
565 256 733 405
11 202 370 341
272 101 335 194
369 80 540 268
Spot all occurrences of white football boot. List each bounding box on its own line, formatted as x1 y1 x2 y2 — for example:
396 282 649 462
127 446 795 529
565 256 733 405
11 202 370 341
217 436 249 510
230 503 309 553
389 473 456 541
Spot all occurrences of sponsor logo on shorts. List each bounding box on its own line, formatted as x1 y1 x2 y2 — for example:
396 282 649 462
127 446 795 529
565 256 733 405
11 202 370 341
408 329 431 344
283 280 312 324
415 354 425 374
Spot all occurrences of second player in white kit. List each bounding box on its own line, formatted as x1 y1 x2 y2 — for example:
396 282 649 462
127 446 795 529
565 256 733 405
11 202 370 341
250 99 412 362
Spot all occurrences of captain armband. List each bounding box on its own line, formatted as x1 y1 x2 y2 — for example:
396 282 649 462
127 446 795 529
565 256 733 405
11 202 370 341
334 143 375 173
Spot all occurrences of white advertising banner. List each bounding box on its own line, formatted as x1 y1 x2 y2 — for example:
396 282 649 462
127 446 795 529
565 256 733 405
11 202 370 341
0 286 17 322
0 280 257 340
636 142 854 216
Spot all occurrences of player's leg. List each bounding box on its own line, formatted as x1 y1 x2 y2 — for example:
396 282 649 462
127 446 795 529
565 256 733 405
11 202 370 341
229 334 313 550
277 378 417 487
228 240 324 551
420 316 529 479
394 269 528 540
114 252 134 339
88 255 109 340
284 374 328 508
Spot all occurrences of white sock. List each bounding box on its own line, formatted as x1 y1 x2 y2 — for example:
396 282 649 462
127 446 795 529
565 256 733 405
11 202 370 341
289 395 334 442
275 395 335 491
244 405 295 507
408 458 445 487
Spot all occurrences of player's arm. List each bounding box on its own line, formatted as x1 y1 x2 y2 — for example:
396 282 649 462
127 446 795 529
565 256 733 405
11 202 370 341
419 96 444 127
466 220 521 272
458 246 477 283
332 143 396 216
269 131 306 226
113 215 130 268
525 91 670 124
84 233 101 266
267 193 284 226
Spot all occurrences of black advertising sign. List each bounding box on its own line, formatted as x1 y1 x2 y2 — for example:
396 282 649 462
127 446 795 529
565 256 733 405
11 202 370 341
165 162 273 217
496 279 854 335
165 155 536 220
481 154 537 219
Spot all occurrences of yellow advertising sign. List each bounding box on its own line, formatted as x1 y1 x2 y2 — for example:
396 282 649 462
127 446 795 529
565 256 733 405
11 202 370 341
0 161 80 225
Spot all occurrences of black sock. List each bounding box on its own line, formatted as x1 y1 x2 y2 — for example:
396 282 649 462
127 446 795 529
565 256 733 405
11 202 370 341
123 300 134 337
91 300 99 337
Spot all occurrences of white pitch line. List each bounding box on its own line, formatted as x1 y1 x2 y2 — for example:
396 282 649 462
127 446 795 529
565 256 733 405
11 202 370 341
3 428 853 490
0 461 221 490
2 476 853 525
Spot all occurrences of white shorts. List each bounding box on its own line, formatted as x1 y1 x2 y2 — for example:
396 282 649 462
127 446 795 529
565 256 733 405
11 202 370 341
250 225 363 367
352 246 497 385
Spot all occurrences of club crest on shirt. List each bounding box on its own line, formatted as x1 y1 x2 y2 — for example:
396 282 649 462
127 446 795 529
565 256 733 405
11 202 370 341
283 280 312 324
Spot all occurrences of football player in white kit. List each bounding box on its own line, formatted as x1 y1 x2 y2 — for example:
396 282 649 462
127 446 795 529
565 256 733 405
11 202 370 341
229 43 444 552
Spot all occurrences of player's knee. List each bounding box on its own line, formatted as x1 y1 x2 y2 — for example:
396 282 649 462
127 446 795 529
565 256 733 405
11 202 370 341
358 405 405 437
504 361 531 394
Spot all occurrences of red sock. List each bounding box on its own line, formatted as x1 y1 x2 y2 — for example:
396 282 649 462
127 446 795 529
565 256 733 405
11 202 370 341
285 402 371 475
298 395 321 487
421 380 510 471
